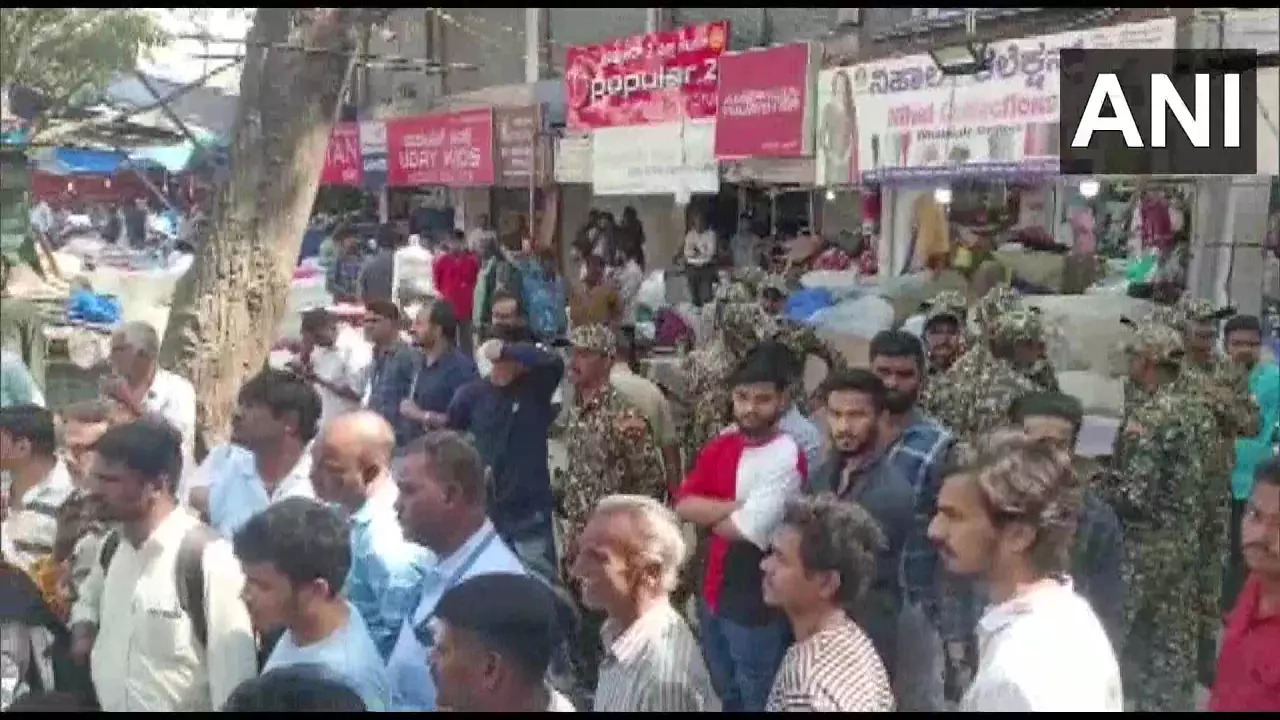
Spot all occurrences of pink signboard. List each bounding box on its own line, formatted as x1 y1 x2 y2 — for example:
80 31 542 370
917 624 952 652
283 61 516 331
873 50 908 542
385 109 495 187
321 122 362 186
714 43 814 159
564 21 731 130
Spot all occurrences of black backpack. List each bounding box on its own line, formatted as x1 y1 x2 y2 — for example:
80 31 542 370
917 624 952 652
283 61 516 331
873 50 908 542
98 524 217 647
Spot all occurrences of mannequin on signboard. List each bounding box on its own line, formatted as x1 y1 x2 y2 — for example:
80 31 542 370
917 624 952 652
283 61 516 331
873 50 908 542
821 70 859 185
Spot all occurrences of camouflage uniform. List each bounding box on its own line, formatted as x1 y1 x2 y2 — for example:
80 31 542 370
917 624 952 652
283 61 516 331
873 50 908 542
1147 297 1257 679
921 308 1038 452
555 325 665 690
1099 322 1217 712
921 290 969 376
556 325 667 562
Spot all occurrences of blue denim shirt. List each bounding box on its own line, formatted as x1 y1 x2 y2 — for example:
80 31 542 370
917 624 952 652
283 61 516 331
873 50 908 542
366 343 420 445
402 349 477 446
344 482 432 661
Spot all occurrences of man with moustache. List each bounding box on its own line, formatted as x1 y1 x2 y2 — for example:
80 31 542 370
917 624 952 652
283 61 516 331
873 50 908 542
927 431 1121 711
70 418 257 711
1210 457 1280 712
867 330 969 704
918 292 968 377
398 298 477 446
807 369 914 684
674 342 804 712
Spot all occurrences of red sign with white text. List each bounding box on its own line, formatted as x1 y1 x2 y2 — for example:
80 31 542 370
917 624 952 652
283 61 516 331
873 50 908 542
564 21 731 130
714 43 814 159
321 123 362 186
385 110 495 187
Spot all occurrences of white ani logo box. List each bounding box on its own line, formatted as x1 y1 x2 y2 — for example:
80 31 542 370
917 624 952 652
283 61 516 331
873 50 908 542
1071 72 1242 149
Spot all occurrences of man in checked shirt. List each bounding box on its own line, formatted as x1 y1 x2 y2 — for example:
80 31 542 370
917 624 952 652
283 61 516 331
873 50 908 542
867 330 974 709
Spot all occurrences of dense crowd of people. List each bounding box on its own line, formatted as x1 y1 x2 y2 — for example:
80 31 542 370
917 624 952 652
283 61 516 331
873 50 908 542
2 255 1278 711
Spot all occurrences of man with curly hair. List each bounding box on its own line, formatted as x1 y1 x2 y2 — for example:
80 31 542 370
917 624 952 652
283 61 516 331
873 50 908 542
928 430 1121 711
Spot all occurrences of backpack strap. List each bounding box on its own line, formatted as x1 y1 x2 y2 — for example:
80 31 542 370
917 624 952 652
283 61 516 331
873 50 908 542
174 524 218 649
97 531 121 572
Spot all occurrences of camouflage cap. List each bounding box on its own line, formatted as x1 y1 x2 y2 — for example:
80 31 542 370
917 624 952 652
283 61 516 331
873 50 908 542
715 267 767 305
1124 321 1185 363
922 290 968 325
569 324 616 354
972 285 1021 332
719 301 774 346
988 307 1046 345
1174 295 1234 324
760 273 789 297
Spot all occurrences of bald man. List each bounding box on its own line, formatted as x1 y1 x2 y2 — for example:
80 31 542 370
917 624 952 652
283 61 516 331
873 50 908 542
311 411 432 659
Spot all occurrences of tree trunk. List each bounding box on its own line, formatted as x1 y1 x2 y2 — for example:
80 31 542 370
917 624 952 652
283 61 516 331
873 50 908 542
159 8 357 452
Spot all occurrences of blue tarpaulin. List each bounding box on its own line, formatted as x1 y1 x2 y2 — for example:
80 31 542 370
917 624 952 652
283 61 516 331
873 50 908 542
32 140 218 176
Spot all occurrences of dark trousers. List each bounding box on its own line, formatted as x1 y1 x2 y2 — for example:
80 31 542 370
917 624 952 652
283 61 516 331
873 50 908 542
686 265 717 307
697 601 790 712
457 320 475 356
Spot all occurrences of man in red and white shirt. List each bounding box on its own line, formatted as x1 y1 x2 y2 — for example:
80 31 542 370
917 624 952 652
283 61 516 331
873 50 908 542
675 342 805 712
1210 457 1280 712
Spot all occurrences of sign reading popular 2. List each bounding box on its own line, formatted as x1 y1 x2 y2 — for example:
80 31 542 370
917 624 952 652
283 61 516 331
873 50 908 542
565 21 730 131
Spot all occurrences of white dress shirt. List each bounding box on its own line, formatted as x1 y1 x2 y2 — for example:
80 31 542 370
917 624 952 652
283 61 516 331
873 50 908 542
78 509 258 712
961 578 1123 712
311 326 373 428
143 368 198 456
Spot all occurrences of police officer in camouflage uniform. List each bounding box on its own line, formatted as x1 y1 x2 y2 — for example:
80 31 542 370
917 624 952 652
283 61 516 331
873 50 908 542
1100 321 1217 712
921 305 1038 451
919 290 969 377
555 323 665 689
1145 296 1259 684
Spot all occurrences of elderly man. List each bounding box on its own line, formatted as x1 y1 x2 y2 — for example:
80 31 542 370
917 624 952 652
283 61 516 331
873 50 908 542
571 494 719 712
310 411 430 660
102 321 196 460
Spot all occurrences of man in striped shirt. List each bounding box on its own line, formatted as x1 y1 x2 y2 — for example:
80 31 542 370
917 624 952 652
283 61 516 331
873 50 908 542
1 405 75 573
571 494 719 712
762 496 895 712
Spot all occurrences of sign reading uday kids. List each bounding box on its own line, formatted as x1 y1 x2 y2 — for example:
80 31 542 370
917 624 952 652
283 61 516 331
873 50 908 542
814 17 1176 186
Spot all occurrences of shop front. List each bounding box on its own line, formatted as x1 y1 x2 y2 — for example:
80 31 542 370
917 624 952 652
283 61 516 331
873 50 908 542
817 16 1178 289
714 41 834 272
564 21 729 269
383 109 496 239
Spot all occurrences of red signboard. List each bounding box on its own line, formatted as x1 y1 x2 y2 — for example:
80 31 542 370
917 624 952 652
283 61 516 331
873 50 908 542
321 123 362 186
385 110 495 187
564 21 731 130
714 43 814 159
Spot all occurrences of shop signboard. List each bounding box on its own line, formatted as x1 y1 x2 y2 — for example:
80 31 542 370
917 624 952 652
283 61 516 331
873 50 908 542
385 109 495 188
564 21 730 130
321 122 362 186
554 132 592 184
814 17 1177 185
358 120 388 189
494 106 548 188
590 120 718 196
714 42 816 159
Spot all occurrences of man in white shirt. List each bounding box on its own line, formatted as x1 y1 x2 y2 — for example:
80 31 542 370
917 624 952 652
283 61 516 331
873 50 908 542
572 494 719 712
385 431 529 711
232 497 391 711
102 321 197 466
196 369 319 536
682 212 718 307
69 418 257 712
293 309 372 429
926 430 1122 712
